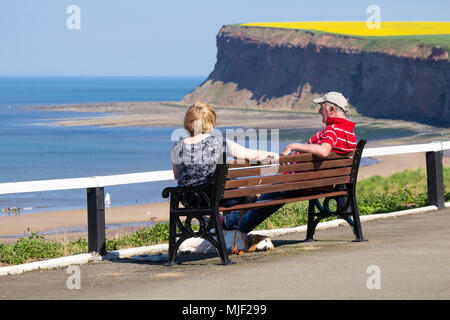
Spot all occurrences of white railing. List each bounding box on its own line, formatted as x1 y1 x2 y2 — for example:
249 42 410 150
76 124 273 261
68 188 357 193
0 141 448 195
361 141 450 157
0 140 448 254
0 170 174 195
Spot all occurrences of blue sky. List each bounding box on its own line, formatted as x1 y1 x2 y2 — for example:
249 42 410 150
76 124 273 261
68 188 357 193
0 0 448 77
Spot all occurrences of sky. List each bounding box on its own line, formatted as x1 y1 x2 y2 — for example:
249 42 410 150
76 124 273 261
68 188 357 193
0 0 448 77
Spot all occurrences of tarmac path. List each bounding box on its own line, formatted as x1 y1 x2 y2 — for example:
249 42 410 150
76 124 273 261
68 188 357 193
1 208 449 300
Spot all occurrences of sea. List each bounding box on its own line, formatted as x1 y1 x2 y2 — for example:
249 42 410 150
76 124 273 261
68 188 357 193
0 76 383 217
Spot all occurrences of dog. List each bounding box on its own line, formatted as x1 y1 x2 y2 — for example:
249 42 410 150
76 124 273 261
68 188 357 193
246 233 275 253
178 229 274 254
130 231 274 262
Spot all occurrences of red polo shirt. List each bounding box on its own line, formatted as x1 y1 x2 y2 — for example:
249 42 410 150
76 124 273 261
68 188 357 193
308 117 357 154
291 117 357 192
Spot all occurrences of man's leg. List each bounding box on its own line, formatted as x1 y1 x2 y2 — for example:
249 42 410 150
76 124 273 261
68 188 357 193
223 192 285 233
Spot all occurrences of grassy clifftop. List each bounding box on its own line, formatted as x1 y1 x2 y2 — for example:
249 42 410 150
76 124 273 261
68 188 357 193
233 22 450 60
241 22 450 36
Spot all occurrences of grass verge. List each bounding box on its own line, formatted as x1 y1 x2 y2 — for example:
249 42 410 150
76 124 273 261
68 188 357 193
1 168 449 265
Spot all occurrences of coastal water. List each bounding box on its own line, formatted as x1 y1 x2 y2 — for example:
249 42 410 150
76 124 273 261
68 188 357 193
0 76 386 216
0 76 204 106
0 76 204 214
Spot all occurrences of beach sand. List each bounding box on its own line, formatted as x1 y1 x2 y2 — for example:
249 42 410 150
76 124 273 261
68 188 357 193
0 202 170 243
1 102 448 243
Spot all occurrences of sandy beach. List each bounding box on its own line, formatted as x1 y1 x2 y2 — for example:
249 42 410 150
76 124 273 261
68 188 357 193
1 101 448 243
0 202 170 243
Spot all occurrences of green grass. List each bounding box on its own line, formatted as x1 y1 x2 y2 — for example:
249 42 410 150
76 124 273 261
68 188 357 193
232 24 450 58
1 168 449 265
0 233 64 265
255 167 450 230
105 222 170 251
356 34 450 55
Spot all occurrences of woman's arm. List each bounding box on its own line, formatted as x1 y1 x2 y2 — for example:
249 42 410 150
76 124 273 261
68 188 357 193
227 140 279 163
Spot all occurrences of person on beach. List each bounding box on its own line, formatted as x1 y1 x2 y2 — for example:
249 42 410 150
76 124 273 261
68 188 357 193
171 102 279 208
222 91 357 233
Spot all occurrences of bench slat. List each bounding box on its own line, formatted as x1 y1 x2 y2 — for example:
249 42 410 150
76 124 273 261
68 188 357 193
225 167 352 189
277 151 355 164
226 151 355 168
222 176 350 199
227 158 353 179
219 190 348 212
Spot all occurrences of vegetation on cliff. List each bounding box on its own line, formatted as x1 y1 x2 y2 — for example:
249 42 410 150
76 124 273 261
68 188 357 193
238 22 450 59
242 22 450 36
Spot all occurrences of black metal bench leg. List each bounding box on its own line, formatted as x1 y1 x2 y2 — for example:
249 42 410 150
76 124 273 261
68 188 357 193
166 214 178 266
305 200 320 241
212 213 231 265
335 184 366 242
350 195 366 242
336 193 359 238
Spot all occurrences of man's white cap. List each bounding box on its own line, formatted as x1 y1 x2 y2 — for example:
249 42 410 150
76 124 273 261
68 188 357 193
313 91 349 113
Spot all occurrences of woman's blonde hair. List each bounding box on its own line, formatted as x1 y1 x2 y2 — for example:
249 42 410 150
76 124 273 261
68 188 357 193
184 102 217 136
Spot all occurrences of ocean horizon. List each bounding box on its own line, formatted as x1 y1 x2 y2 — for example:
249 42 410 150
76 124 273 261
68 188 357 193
0 75 206 107
0 76 383 217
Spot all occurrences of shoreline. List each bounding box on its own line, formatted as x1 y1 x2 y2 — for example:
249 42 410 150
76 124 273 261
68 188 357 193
36 101 450 140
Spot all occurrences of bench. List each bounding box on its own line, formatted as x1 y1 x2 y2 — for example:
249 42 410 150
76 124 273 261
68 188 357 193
162 139 367 265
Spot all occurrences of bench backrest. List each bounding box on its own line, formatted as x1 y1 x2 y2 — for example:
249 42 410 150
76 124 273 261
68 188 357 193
215 140 366 210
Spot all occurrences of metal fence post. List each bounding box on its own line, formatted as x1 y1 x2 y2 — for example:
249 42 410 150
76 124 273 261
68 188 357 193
87 187 106 255
426 151 445 209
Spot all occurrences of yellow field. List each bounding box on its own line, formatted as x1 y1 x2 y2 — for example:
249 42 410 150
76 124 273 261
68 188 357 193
241 22 450 37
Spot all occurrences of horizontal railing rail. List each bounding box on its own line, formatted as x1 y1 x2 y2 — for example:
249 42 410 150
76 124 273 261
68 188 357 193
361 141 450 157
0 141 448 255
1 141 449 195
0 170 174 195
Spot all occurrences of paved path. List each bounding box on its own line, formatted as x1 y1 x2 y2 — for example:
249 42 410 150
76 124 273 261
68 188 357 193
1 209 449 300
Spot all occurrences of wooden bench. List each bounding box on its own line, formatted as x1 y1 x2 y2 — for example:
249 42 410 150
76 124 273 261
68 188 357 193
162 139 367 265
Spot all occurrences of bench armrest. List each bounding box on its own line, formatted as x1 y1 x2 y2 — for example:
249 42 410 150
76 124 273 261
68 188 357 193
162 179 216 210
161 180 212 199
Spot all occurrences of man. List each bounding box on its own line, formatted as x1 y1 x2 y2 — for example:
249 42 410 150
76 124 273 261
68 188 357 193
222 91 357 233
280 91 356 157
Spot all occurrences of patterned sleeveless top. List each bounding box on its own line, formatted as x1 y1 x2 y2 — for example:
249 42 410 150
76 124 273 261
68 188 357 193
171 135 230 187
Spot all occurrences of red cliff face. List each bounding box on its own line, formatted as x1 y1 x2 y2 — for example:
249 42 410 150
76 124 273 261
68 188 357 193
183 25 450 126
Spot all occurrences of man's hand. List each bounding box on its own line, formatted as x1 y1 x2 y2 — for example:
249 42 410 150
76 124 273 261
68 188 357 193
280 145 293 156
280 143 332 158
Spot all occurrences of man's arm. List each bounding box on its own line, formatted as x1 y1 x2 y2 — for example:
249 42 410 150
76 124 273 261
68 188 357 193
280 142 332 158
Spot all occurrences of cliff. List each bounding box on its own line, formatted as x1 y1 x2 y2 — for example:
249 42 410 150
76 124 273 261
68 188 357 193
183 25 450 126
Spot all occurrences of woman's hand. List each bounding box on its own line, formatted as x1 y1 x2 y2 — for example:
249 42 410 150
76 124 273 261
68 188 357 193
267 152 279 163
258 151 279 164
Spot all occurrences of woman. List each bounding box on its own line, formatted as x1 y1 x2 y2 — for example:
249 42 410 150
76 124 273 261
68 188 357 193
171 102 278 206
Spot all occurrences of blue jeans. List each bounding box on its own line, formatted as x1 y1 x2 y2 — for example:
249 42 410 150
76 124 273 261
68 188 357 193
223 190 302 233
